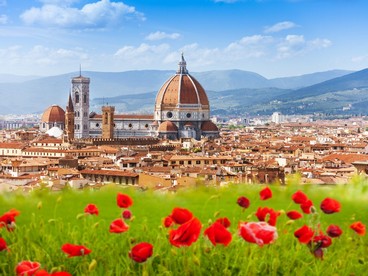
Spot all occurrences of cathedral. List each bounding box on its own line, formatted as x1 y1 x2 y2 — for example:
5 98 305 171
40 55 219 141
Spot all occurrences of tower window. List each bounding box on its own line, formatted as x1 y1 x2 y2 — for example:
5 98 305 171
75 92 79 103
83 94 87 103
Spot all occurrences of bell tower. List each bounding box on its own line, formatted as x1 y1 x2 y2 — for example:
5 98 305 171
71 69 90 138
64 93 75 142
102 105 115 139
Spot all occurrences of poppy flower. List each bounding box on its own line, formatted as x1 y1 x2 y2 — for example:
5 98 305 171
237 196 250 209
286 210 303 220
116 193 133 208
61 243 92 257
0 208 20 231
35 270 72 276
320 198 341 214
0 237 8 251
15 261 41 276
215 217 231 228
291 190 308 204
169 207 193 225
109 218 129 233
350 221 366 236
260 187 272 200
84 204 99 216
163 216 173 228
294 225 314 244
300 199 314 214
169 217 202 247
122 209 132 220
204 222 232 246
326 224 343 238
239 221 278 247
129 242 153 263
255 207 280 226
313 234 332 248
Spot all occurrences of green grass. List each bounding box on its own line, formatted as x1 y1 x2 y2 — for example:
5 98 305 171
1 178 368 275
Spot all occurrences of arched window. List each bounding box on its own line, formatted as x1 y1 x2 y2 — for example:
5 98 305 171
75 92 79 103
83 94 87 103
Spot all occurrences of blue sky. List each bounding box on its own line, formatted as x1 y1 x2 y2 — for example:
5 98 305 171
0 0 367 78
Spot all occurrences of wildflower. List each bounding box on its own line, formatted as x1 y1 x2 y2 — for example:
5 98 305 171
169 217 202 247
320 198 341 214
255 207 280 226
215 217 231 228
15 261 41 276
35 270 72 276
300 199 314 214
260 187 272 200
84 204 99 216
163 216 173 228
291 190 308 204
313 233 332 248
294 225 314 244
204 222 232 246
286 210 303 220
116 193 133 208
129 242 153 263
326 224 343 238
109 218 129 233
169 207 193 225
239 221 278 247
122 209 132 220
0 237 8 252
0 209 20 231
237 196 250 209
61 243 92 257
350 221 366 236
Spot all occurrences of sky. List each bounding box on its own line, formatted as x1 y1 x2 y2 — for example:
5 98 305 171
0 0 368 78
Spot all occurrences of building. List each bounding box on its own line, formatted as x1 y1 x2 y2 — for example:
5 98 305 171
40 55 219 141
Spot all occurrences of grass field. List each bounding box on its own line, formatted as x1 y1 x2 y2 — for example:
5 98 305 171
1 176 368 275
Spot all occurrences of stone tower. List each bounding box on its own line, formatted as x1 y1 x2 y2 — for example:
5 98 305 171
102 105 115 139
71 72 90 138
64 93 75 142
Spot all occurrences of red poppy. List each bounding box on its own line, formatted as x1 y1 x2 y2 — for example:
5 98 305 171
163 216 173 228
35 270 72 276
239 221 278 247
109 218 129 233
294 225 314 244
0 237 8 251
260 187 272 200
237 196 250 208
116 193 133 208
255 207 280 226
350 221 366 236
313 234 332 248
61 243 92 257
169 207 193 225
320 198 341 214
15 261 41 276
0 208 20 231
286 210 303 220
291 190 308 204
84 204 99 216
169 217 202 247
129 242 153 263
300 199 314 214
326 224 343 238
215 217 231 228
204 222 232 246
122 209 132 220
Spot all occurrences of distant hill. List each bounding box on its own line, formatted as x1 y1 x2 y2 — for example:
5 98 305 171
0 68 358 115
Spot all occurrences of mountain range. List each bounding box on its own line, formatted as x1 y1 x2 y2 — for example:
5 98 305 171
1 68 367 116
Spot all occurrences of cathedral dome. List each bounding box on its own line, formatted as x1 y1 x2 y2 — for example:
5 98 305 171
158 121 178 132
201 121 219 132
41 105 65 123
155 54 209 111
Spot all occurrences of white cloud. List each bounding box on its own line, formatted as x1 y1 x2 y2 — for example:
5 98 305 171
224 35 273 58
145 31 180 41
352 55 368 63
20 0 145 28
0 14 8 24
277 35 331 59
264 21 298 33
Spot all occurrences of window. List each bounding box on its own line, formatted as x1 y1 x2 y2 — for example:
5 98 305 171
128 123 133 128
83 94 87 103
75 92 79 103
186 113 191 118
167 112 173 118
179 161 184 165
196 160 201 165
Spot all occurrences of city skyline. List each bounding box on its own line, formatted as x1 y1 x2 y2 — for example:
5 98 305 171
0 0 367 78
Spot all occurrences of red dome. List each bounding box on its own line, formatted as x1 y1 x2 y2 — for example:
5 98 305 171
201 121 218 132
158 121 178 132
41 105 65 123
